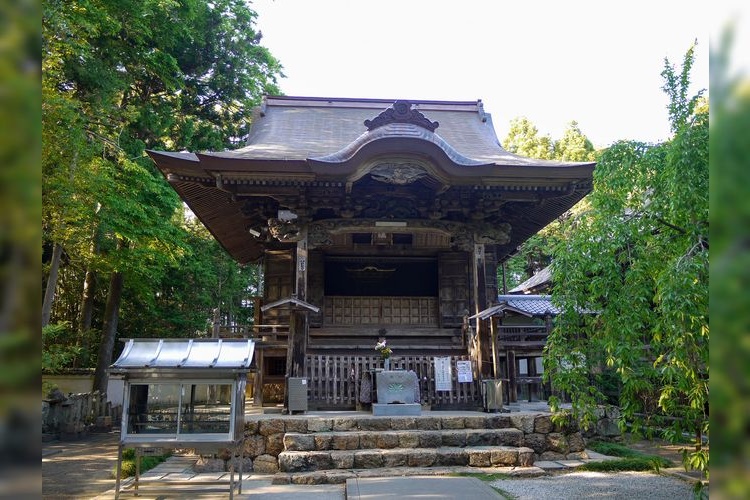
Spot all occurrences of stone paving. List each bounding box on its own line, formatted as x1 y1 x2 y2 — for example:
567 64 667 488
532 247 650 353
96 446 623 498
43 402 705 499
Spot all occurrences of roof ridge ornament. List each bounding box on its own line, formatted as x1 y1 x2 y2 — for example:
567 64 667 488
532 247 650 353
364 100 439 132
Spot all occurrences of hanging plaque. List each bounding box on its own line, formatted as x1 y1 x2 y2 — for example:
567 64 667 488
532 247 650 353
434 357 452 391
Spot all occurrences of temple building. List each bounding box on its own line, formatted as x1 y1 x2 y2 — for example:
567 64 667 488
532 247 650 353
148 96 594 409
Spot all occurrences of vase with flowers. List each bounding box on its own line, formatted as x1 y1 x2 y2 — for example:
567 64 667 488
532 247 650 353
375 340 393 370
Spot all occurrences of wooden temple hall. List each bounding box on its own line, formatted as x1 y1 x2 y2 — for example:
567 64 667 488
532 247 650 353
148 96 594 410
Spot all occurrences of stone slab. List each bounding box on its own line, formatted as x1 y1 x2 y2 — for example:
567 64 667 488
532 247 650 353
557 460 585 467
584 450 619 461
533 460 567 469
372 403 421 416
346 475 501 500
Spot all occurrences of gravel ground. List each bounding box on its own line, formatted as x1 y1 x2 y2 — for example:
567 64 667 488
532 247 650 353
490 471 695 499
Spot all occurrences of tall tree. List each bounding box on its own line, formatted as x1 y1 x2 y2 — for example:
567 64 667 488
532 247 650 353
503 117 554 160
42 0 282 385
500 120 596 289
554 120 596 161
545 46 708 476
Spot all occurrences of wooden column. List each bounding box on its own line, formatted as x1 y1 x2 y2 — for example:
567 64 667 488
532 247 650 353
472 243 489 377
285 227 309 408
507 350 517 403
252 350 263 407
490 316 499 379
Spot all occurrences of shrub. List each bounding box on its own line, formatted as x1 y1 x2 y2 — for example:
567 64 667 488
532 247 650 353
578 456 672 472
584 440 673 471
113 448 172 479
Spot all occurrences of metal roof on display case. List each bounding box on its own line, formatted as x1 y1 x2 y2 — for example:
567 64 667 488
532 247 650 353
110 338 255 372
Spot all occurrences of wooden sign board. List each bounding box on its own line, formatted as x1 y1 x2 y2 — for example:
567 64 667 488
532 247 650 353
434 357 452 391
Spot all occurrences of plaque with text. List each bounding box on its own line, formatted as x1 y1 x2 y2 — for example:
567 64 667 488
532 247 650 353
456 360 473 383
434 357 452 391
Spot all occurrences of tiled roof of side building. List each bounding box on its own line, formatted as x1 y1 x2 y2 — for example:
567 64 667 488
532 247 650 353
497 294 561 316
470 294 560 320
508 266 552 294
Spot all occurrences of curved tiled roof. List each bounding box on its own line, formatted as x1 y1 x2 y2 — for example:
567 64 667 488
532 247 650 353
147 96 595 264
202 96 590 169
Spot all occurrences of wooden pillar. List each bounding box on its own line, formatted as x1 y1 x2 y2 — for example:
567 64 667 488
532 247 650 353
295 228 308 301
293 228 308 377
472 243 489 377
507 350 517 403
253 297 262 327
287 311 307 378
490 316 499 379
284 228 309 411
252 350 263 407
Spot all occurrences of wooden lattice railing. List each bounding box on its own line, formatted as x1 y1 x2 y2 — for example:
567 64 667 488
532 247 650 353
304 354 482 409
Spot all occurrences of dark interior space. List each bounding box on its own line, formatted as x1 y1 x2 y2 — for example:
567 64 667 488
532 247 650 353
324 257 438 296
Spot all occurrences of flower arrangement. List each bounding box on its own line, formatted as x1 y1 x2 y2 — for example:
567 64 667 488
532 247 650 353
375 339 392 359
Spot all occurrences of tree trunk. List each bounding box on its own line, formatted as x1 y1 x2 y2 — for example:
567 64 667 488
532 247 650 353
79 269 96 333
92 269 124 394
76 267 97 367
78 232 100 336
42 242 64 327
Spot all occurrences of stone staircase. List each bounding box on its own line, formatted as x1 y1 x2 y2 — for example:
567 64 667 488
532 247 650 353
236 412 587 483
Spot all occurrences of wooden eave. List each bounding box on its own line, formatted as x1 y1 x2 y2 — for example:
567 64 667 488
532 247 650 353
147 97 594 265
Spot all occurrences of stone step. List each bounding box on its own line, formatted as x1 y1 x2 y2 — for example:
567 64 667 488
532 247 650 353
278 445 535 472
283 428 524 452
271 464 547 485
254 414 517 435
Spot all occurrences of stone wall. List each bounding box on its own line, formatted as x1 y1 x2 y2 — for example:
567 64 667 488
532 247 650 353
42 390 122 441
582 405 623 441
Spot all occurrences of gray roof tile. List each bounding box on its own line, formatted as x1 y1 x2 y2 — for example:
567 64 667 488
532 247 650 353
205 96 591 168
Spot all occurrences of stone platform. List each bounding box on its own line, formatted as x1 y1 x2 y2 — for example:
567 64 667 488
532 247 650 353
221 411 588 483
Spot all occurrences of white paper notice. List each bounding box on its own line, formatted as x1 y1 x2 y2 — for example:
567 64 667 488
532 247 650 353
456 360 473 383
434 357 452 391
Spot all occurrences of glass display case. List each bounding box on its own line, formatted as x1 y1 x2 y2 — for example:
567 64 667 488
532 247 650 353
110 338 254 499
124 380 241 441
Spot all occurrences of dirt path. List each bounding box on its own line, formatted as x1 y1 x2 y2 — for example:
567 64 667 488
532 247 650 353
42 431 121 499
627 436 707 484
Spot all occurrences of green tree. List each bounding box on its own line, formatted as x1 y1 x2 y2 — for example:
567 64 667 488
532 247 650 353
500 120 596 290
554 120 596 161
42 0 282 389
502 117 554 160
545 46 708 476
